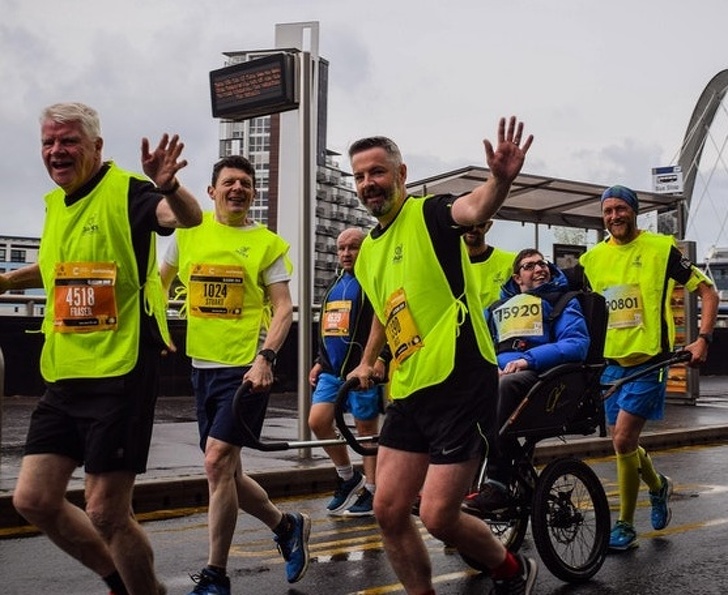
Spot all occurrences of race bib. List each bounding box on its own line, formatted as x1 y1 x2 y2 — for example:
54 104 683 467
603 284 643 329
384 288 423 364
53 262 118 333
322 299 352 337
493 293 543 342
189 263 244 318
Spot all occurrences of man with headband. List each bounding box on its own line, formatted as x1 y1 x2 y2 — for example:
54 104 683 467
580 184 719 551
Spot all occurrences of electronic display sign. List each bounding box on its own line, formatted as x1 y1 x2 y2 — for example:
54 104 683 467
210 53 298 120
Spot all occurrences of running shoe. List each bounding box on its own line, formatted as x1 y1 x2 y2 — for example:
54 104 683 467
274 512 311 583
492 553 538 595
462 479 510 515
650 474 674 530
609 520 638 551
326 470 365 515
343 488 374 517
186 567 231 595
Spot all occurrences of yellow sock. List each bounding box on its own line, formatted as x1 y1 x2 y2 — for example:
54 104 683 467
616 449 640 525
637 446 661 492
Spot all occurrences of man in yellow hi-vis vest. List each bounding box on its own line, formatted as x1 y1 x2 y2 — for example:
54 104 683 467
347 117 538 595
580 184 719 552
463 219 516 311
0 102 202 595
161 155 310 594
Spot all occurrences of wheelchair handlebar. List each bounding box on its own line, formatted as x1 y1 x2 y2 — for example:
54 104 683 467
232 381 290 451
334 377 379 456
231 378 380 454
601 349 693 400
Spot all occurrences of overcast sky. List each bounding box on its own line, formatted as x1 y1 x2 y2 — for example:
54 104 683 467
3 0 728 260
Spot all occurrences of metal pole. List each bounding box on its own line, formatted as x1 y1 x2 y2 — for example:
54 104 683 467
297 51 313 458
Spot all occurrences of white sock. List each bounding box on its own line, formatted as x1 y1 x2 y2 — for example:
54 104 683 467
336 464 354 481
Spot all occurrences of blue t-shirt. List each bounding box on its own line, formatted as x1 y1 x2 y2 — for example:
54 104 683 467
321 271 364 371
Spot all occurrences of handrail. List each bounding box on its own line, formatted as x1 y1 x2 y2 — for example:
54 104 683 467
0 294 321 318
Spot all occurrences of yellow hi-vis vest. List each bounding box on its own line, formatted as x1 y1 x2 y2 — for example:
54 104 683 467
38 162 170 381
355 196 495 399
470 246 516 310
580 231 677 366
175 213 292 365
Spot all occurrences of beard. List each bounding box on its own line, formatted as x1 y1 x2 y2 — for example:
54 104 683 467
361 184 397 218
607 217 637 242
463 233 483 248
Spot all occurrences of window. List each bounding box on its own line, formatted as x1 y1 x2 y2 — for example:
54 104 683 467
10 249 26 263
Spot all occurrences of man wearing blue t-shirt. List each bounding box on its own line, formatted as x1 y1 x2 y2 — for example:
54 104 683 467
309 228 385 517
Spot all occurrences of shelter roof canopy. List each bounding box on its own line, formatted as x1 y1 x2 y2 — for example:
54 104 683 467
406 166 683 231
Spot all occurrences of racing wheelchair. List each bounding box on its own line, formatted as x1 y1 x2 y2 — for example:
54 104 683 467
455 346 692 583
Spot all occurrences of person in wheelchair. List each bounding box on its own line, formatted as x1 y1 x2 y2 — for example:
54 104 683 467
464 248 590 514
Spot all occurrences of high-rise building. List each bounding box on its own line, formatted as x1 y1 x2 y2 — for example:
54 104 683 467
218 50 375 305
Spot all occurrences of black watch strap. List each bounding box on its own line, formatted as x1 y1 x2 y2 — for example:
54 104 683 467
258 348 277 364
698 332 713 345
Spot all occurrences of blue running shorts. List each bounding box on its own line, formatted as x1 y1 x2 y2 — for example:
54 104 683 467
312 371 382 421
602 362 667 425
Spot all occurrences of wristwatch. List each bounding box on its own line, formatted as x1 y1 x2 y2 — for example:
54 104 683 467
698 332 713 345
257 348 278 365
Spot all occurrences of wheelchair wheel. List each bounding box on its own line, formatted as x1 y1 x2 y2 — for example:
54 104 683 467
531 457 610 583
459 482 530 572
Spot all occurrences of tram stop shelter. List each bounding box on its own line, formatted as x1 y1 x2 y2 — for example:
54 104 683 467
406 166 684 236
407 166 703 405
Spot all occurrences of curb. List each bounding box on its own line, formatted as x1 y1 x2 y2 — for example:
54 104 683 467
533 424 728 462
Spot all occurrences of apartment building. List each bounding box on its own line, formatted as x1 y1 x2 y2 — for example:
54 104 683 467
0 235 43 314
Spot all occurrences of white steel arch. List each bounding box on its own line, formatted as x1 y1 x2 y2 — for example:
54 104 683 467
678 70 728 250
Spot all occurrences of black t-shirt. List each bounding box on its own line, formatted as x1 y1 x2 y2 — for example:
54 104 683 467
469 244 497 265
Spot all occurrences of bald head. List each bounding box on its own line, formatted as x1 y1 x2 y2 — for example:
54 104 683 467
336 228 366 273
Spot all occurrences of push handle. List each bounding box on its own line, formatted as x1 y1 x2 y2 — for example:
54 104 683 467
602 350 693 400
232 379 381 453
232 381 290 451
334 377 379 456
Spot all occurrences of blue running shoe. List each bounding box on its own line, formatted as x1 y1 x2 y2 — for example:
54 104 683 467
186 567 230 595
275 512 311 583
343 488 374 517
326 470 365 515
609 520 638 551
650 474 673 530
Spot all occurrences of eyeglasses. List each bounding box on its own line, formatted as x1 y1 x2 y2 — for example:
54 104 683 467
518 259 549 272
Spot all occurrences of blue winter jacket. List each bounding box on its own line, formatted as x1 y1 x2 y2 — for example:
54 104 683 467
488 264 590 372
